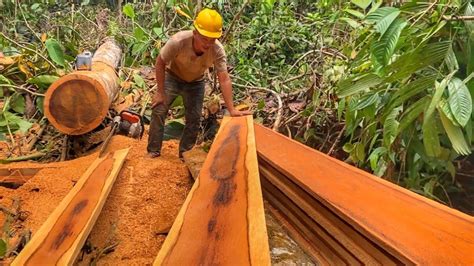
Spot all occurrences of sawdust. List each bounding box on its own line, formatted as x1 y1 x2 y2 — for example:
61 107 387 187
0 130 192 265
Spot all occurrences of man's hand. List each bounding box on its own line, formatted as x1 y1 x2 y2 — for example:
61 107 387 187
151 91 166 108
229 108 252 117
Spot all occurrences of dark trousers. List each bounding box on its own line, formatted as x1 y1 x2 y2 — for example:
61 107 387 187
147 73 205 156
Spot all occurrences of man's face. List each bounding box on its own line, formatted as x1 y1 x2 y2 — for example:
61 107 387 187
193 31 217 53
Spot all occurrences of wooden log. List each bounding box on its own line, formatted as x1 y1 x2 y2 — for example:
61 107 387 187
44 39 122 135
254 124 474 265
12 148 129 265
154 116 270 266
0 168 40 188
259 160 398 265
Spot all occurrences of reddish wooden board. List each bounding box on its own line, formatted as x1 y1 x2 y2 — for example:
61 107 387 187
255 123 474 265
155 116 270 266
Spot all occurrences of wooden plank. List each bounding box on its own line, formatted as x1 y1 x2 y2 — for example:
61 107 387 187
155 116 270 266
262 180 354 265
255 123 474 265
259 161 399 265
264 203 330 265
12 149 129 265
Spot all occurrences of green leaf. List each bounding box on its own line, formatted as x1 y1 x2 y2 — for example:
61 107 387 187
383 75 436 120
0 74 11 85
425 73 454 123
133 73 145 88
397 98 429 135
351 0 371 9
447 78 472 127
366 7 398 23
27 75 58 89
133 27 146 41
340 17 361 29
439 110 471 155
0 238 6 257
45 39 65 67
383 106 402 147
337 74 382 98
344 9 365 19
374 9 400 36
354 92 379 110
123 3 135 19
386 42 451 82
10 93 25 114
371 18 406 67
438 98 459 126
445 46 459 73
36 97 44 114
422 114 441 157
153 27 164 38
368 147 387 171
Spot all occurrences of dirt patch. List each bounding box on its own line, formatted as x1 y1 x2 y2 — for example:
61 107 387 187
0 130 192 265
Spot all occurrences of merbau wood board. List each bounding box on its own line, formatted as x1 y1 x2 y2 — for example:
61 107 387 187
254 123 474 265
154 116 270 266
12 148 129 265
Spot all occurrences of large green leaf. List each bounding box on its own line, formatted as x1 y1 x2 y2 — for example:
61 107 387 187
366 7 399 23
351 0 371 9
27 75 59 89
422 114 441 157
383 75 436 119
383 106 402 147
374 9 400 36
425 73 454 123
45 39 65 67
385 42 451 82
371 17 406 67
439 110 471 155
123 3 135 19
10 93 25 114
397 97 429 135
447 78 472 127
337 74 382 98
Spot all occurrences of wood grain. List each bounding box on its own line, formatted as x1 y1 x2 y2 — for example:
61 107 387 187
254 123 474 265
154 116 270 266
12 148 129 265
259 160 398 265
44 40 121 135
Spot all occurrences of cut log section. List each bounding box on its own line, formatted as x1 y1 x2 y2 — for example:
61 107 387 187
154 116 270 266
44 39 122 135
12 148 129 265
254 123 474 265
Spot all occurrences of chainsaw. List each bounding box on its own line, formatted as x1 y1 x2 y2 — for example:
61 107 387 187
99 110 144 157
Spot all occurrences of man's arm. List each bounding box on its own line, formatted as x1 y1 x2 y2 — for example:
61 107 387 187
217 70 252 117
152 55 166 108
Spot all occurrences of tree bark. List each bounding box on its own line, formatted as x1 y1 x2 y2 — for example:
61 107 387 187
44 39 121 135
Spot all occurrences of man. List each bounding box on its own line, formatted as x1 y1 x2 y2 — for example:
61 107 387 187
147 8 250 158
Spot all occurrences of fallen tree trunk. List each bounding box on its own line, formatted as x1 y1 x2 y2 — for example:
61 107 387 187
44 39 121 135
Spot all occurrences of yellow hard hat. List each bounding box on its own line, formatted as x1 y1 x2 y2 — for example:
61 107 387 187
194 8 223 38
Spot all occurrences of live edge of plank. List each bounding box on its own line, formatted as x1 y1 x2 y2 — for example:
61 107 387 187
154 116 270 266
12 148 129 266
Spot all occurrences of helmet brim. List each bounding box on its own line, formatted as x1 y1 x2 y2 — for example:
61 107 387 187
194 22 222 39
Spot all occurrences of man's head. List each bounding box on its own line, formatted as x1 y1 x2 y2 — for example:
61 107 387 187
193 8 222 53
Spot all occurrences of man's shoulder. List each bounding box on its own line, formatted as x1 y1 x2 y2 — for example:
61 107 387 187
170 30 193 43
213 40 226 54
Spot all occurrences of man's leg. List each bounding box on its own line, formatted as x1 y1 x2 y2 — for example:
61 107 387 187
179 80 205 157
147 74 180 155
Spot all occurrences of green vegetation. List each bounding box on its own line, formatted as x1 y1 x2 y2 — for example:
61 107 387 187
0 0 472 207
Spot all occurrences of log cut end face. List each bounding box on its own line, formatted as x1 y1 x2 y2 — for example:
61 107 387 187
44 74 108 135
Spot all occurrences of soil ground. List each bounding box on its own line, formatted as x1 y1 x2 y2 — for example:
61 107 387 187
0 130 192 265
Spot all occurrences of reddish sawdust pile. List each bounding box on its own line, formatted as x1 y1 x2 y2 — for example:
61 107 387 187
0 131 192 265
